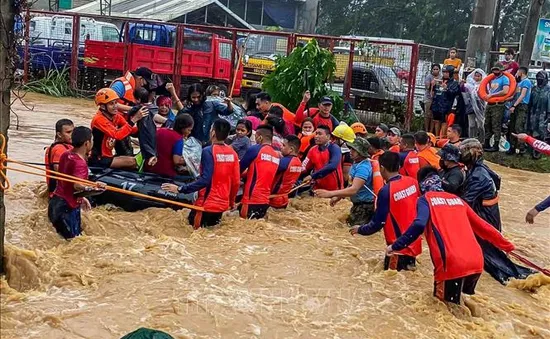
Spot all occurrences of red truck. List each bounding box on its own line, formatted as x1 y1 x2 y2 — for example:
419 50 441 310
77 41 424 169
84 22 242 96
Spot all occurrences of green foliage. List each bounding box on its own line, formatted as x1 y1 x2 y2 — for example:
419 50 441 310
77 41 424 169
318 0 550 47
483 152 550 174
23 67 75 97
262 39 343 117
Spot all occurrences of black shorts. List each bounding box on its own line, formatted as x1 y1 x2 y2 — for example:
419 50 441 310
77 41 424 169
433 273 481 304
240 203 269 219
48 196 82 239
89 156 114 168
384 255 416 271
188 210 223 229
432 110 447 122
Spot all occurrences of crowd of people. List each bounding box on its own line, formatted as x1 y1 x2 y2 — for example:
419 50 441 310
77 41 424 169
423 48 549 159
43 65 549 310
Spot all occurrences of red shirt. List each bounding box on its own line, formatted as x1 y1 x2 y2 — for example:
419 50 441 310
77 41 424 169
399 150 421 179
294 102 339 130
45 142 73 195
241 144 281 205
53 152 89 209
302 143 344 191
196 144 240 212
526 136 550 155
270 155 302 208
424 192 514 281
502 60 519 75
386 176 422 257
145 128 182 177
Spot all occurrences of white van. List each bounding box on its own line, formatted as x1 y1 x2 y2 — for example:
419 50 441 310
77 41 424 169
29 15 119 46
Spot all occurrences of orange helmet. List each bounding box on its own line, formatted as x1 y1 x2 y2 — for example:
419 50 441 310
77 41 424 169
95 88 119 105
351 122 367 135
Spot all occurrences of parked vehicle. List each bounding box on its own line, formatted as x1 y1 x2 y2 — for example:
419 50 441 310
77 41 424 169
18 15 120 72
84 22 242 96
240 35 311 98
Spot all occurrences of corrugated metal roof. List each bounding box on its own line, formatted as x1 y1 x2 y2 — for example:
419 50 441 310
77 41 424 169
69 0 255 29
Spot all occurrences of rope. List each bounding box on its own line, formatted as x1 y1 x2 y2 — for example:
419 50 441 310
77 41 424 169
0 134 203 211
231 181 312 212
510 252 550 277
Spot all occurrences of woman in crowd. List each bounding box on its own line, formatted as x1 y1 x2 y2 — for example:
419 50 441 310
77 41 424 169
462 69 487 142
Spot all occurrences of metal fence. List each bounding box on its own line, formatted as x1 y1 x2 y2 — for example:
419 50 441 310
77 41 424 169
17 10 462 131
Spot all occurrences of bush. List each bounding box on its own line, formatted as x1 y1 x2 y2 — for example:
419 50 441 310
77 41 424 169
262 40 343 116
23 67 75 97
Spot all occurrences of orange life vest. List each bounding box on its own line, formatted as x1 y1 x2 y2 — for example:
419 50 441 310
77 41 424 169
272 103 297 126
417 147 441 170
389 144 400 153
369 159 384 196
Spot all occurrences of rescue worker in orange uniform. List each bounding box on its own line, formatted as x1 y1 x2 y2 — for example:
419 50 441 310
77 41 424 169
302 125 344 191
414 131 441 169
331 122 356 185
162 120 240 229
270 135 303 209
350 151 422 271
398 134 421 179
315 137 382 226
240 125 281 219
294 91 340 131
387 127 401 153
89 88 148 169
366 137 385 160
110 67 155 113
45 119 74 196
387 167 515 306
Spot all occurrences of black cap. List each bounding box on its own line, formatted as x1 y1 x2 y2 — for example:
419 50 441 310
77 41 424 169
437 143 461 162
320 96 333 105
377 123 389 133
135 67 154 84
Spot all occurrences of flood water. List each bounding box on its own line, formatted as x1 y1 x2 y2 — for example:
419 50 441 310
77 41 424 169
1 93 549 338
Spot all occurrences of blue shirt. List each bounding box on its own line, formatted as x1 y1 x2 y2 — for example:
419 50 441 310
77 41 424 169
489 75 510 95
110 80 126 99
173 139 184 156
178 146 214 194
535 196 550 213
349 160 374 203
516 78 532 105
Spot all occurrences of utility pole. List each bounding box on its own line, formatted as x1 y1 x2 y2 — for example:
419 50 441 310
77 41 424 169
0 0 15 274
300 0 319 33
465 0 499 72
518 0 545 66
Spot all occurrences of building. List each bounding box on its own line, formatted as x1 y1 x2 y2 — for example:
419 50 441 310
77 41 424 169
64 0 319 32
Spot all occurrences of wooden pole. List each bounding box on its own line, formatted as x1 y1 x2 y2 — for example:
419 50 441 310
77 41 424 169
518 0 545 66
465 0 498 72
0 0 15 274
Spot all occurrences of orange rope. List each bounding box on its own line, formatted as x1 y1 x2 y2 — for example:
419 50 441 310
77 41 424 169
0 134 203 211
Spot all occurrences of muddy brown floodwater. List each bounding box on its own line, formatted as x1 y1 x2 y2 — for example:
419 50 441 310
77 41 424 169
1 93 549 339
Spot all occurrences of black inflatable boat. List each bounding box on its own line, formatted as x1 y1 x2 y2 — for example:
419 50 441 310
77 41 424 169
88 168 196 212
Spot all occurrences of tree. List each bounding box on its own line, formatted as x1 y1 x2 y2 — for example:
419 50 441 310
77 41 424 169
318 0 550 49
519 0 546 66
0 0 16 274
262 39 343 117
